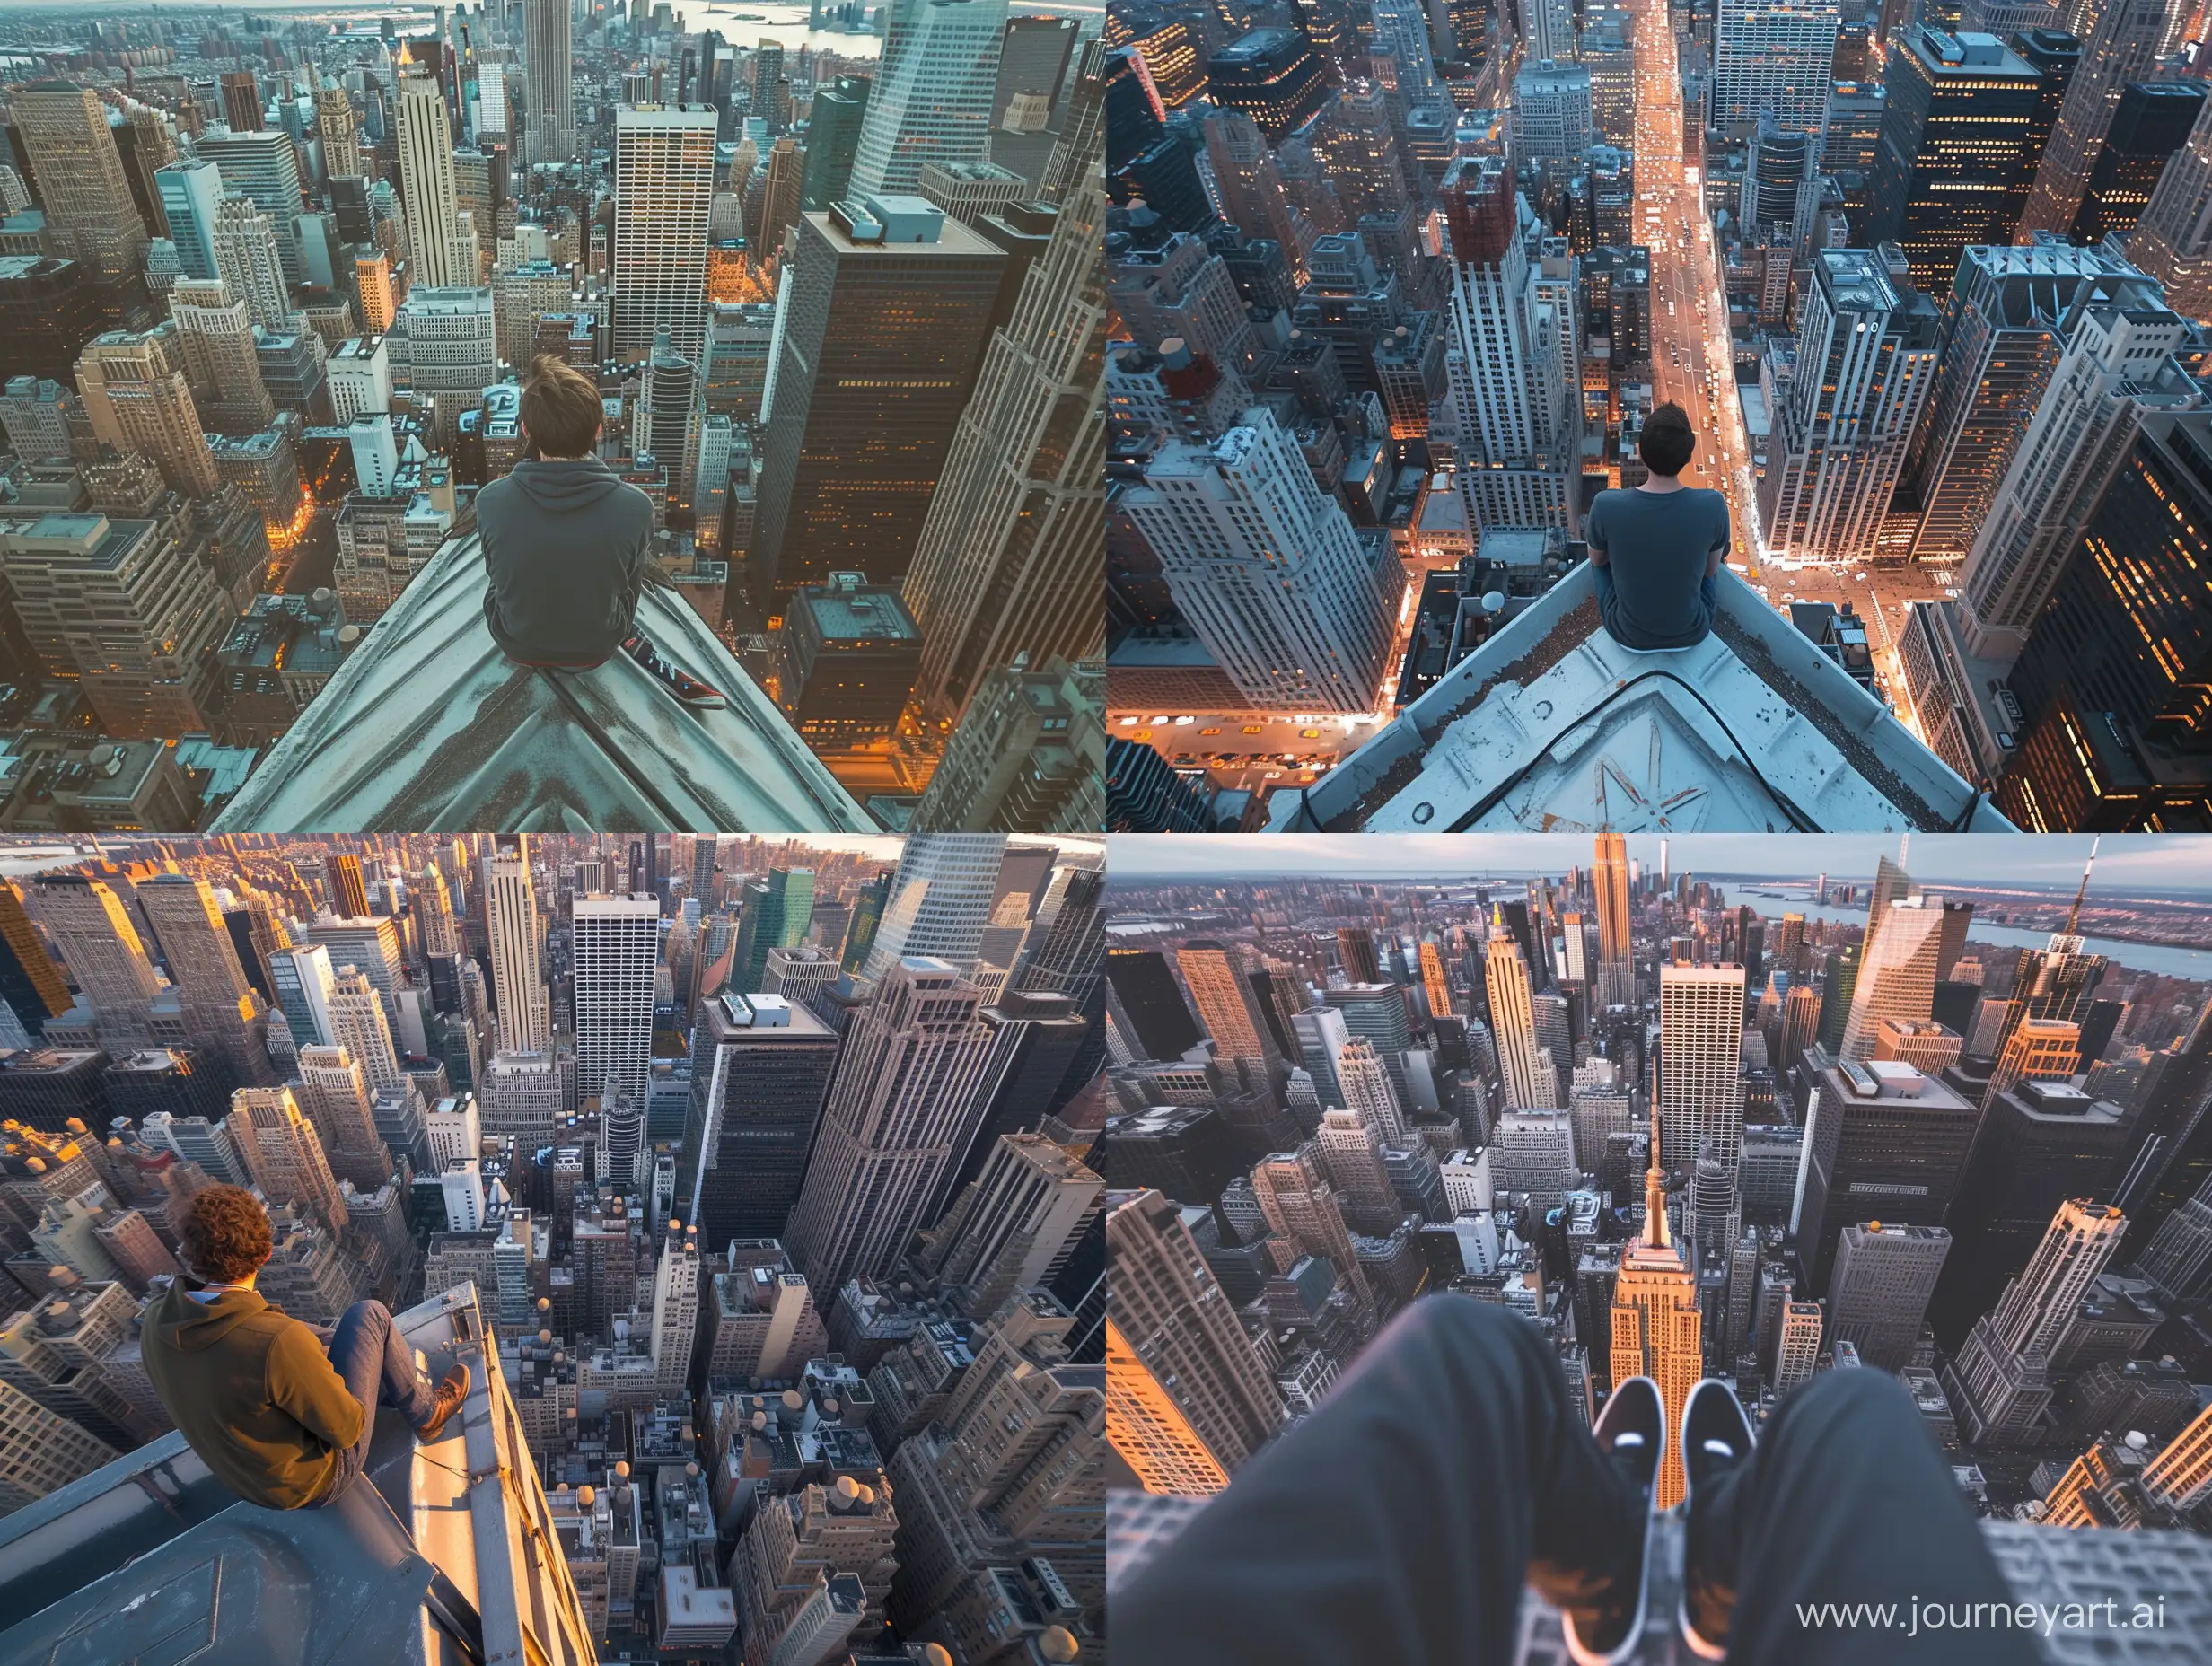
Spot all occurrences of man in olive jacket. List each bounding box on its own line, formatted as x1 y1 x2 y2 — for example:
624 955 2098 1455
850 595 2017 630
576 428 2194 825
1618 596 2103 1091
141 1185 469 1510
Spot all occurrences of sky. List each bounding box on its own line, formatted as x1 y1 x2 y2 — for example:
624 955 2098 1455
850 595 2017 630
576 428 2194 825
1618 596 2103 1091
1101 835 2212 897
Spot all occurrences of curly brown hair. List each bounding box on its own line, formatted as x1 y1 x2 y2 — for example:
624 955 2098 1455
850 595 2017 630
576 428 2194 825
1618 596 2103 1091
180 1185 274 1283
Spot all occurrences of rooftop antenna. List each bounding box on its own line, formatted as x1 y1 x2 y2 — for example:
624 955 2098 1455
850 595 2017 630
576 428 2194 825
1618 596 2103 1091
1644 1092 1670 1249
2063 836 2100 938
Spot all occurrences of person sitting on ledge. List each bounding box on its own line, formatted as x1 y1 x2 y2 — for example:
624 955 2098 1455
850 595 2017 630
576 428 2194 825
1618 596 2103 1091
139 1184 470 1510
1585 400 1732 652
477 354 728 709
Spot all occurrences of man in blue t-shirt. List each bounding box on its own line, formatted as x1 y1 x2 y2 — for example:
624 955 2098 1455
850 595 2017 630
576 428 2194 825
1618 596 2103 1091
1584 402 1732 650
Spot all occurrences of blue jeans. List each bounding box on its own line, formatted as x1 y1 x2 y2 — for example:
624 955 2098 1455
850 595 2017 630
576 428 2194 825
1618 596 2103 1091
1592 564 1717 647
312 1299 434 1506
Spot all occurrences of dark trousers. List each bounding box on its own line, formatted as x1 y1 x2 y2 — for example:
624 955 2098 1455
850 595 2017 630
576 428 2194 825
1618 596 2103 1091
310 1299 434 1507
1114 1298 2037 1666
1593 563 1719 649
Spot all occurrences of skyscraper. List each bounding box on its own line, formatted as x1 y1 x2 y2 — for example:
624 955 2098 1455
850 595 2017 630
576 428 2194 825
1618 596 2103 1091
898 164 1105 750
209 196 290 332
1708 0 1839 140
483 837 550 1057
1593 833 1635 1007
1485 925 1550 1113
1611 1100 1702 1507
328 855 371 920
862 835 1005 979
228 1085 350 1232
2015 0 2171 238
523 0 577 168
1839 896 1944 1060
11 82 150 293
683 990 840 1241
1439 161 1579 531
784 959 995 1293
2072 80 2205 244
168 280 276 437
193 127 306 284
154 161 223 280
1107 1188 1286 1476
749 199 1005 599
1177 941 1277 1068
74 329 218 496
135 874 270 1088
848 0 1009 198
649 1223 701 1399
1250 1145 1377 1317
1105 1322 1233 1495
612 104 719 360
1367 0 1439 97
1659 962 1748 1177
732 870 814 995
326 967 404 1096
398 57 469 290
573 894 662 1112
1757 250 1939 566
1827 1222 1951 1370
28 873 159 1049
1123 403 1395 713
1945 1198 2126 1444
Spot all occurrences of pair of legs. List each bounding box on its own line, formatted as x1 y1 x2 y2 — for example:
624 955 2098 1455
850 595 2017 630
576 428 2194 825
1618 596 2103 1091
1114 1299 2037 1665
1593 562 1719 645
309 1299 446 1507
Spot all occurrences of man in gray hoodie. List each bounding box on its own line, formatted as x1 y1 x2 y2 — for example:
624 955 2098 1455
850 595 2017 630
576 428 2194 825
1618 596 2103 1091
476 355 726 708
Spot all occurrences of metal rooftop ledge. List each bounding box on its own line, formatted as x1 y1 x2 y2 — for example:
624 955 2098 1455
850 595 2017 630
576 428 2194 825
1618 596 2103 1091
211 533 870 834
1269 564 2017 834
0 1284 595 1666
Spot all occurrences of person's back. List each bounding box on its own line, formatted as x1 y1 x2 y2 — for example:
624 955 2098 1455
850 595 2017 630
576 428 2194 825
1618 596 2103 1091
478 452 653 667
1586 403 1730 651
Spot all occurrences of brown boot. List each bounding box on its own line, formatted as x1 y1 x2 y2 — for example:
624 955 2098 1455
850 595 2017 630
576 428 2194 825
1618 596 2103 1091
415 1363 471 1442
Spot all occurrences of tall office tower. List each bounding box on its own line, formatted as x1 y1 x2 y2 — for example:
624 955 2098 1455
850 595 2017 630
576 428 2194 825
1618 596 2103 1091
220 71 263 132
899 166 1104 749
1106 1321 1233 1494
1419 941 1455 1021
848 0 1008 198
1740 114 1819 251
1507 62 1593 172
1124 402 1394 712
1839 897 1944 1060
2076 81 2206 243
1486 927 1551 1113
136 874 270 1087
784 959 994 1293
635 326 701 502
1987 1016 2080 1096
168 280 276 436
12 82 150 292
1009 865 1105 1008
750 200 1005 600
1708 0 1839 140
1316 1107 1403 1232
611 103 718 360
1867 31 2045 294
648 1222 701 1398
1772 1300 1824 1391
1998 408 2212 829
0 881 71 1039
414 867 459 958
801 76 873 211
1569 1058 1634 1172
1336 929 1382 986
732 869 814 994
208 197 292 332
1900 245 2134 570
228 1085 351 1232
1177 942 1277 1067
317 84 362 179
573 895 661 1111
325 969 404 1096
1659 962 1749 1177
1780 983 1821 1061
0 1374 119 1513
293 1045 393 1190
154 162 223 281
2016 0 2171 238
1251 1145 1378 1315
1593 833 1635 1007
523 0 576 166
1757 250 1939 566
2135 1174 2212 1299
28 874 159 1048
1438 161 1579 532
193 128 305 284
328 855 371 920
1368 0 1439 96
1864 854 1913 951
1611 1102 1702 1507
1953 279 2197 663
682 990 839 1240
2143 1399 2212 1509
484 837 550 1057
1523 0 1576 61
1795 1057 1980 1293
397 59 468 291
1334 1039 1409 1144
74 329 217 495
1945 1198 2125 1444
1828 1221 1950 1369
921 1130 1101 1303
861 836 1005 978
268 943 338 1049
2129 91 2212 317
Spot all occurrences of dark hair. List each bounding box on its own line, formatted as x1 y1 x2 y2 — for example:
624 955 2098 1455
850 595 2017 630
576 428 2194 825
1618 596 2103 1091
521 355 604 459
180 1184 274 1283
1640 402 1696 478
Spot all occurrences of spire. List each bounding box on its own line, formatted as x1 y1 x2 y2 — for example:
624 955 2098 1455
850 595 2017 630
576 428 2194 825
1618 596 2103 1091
1644 1092 1670 1250
2063 835 2100 937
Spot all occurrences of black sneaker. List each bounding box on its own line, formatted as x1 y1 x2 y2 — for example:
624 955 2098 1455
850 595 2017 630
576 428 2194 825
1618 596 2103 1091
623 634 728 710
1680 1377 1755 1661
415 1363 471 1442
1564 1374 1663 1666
